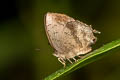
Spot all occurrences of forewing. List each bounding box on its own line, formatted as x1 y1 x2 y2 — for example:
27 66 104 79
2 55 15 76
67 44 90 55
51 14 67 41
44 12 75 53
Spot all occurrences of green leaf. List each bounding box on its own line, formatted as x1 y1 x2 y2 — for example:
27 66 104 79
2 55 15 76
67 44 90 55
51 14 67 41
44 39 120 80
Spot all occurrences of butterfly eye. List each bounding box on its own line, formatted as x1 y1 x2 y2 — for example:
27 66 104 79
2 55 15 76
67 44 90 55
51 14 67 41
92 37 97 43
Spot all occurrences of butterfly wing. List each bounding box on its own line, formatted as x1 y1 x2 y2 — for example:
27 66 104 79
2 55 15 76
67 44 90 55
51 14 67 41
44 12 76 54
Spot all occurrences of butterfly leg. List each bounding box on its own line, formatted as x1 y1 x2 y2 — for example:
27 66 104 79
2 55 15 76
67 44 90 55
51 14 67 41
67 58 73 64
78 55 82 58
72 57 77 62
58 58 66 67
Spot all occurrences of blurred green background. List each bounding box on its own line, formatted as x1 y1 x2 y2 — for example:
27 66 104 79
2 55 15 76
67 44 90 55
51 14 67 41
0 0 120 80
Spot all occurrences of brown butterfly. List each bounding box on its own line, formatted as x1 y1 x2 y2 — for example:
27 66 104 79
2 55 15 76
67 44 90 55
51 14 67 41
44 12 100 67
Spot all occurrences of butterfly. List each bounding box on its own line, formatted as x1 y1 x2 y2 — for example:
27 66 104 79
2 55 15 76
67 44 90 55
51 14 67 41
44 12 100 67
